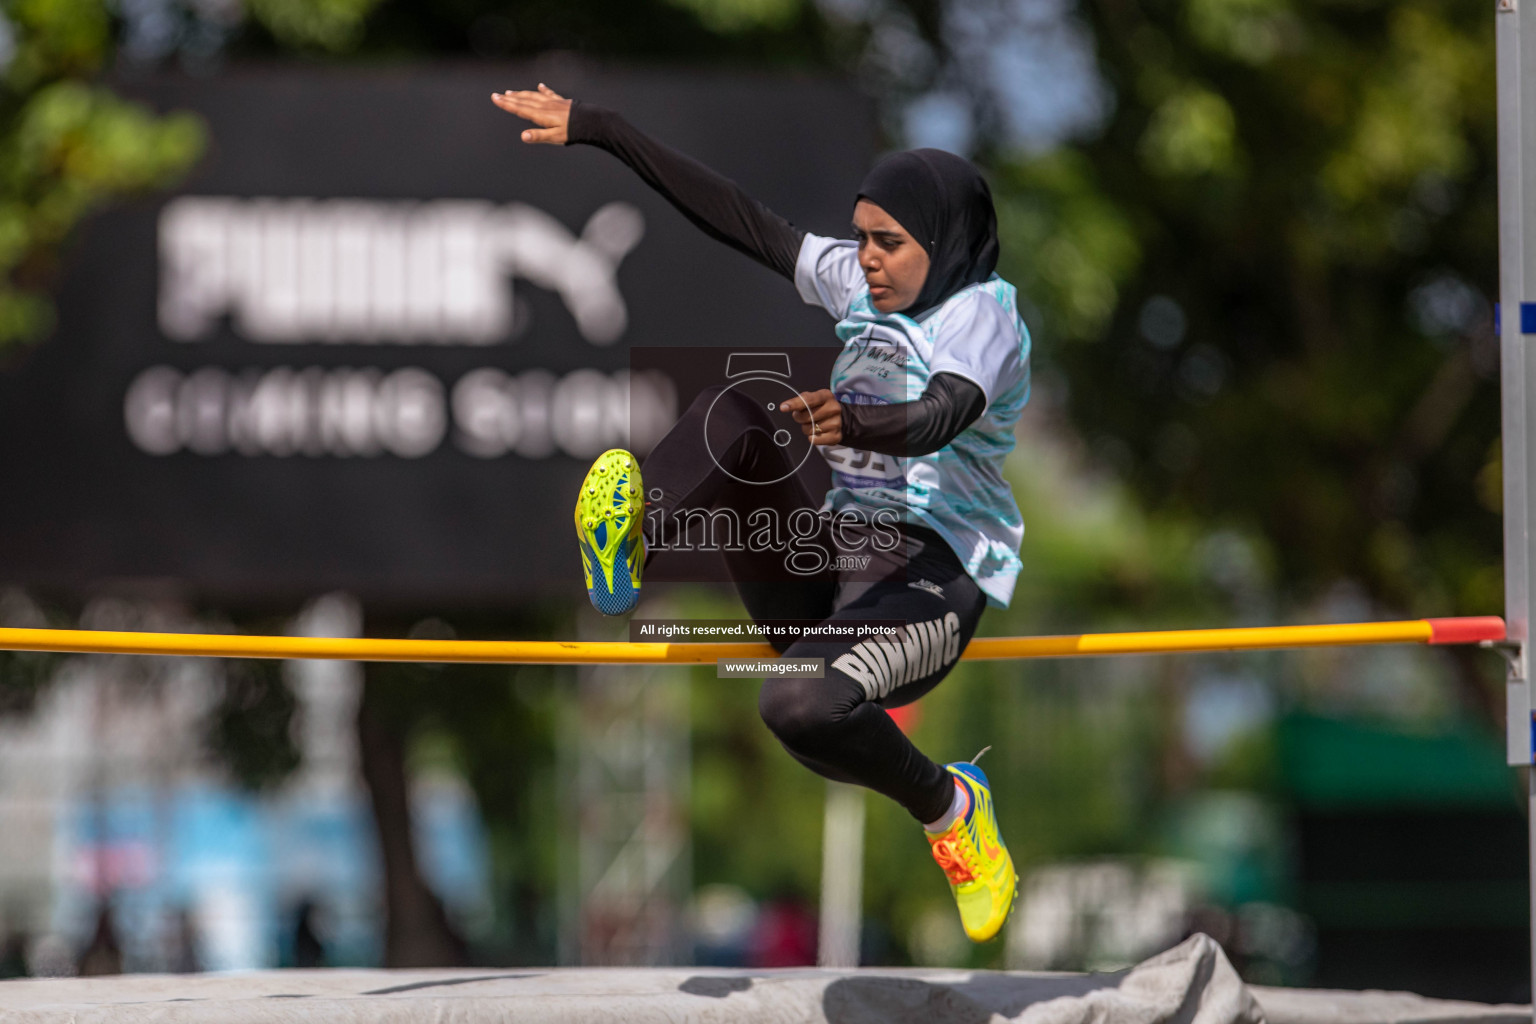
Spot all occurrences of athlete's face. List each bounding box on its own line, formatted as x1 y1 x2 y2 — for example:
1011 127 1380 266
853 200 930 314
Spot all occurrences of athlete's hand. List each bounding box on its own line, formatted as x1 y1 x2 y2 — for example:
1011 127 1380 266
781 390 843 446
491 83 572 145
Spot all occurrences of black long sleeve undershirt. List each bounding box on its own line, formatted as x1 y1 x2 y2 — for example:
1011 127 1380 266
564 102 985 455
839 373 987 457
566 101 805 279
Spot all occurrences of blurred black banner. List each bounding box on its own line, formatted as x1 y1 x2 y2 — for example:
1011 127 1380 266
0 65 873 611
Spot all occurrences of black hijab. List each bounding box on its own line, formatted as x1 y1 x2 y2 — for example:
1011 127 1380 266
856 148 999 318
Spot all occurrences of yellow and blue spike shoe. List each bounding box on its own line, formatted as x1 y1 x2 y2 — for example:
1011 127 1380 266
575 448 644 616
926 756 1018 943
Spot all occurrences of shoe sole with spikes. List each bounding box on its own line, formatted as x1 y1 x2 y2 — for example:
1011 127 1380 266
575 449 644 616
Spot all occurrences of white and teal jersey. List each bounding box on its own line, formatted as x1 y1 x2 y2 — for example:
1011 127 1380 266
794 233 1031 608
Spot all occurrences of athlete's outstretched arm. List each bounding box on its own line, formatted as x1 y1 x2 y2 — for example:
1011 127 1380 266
493 85 805 280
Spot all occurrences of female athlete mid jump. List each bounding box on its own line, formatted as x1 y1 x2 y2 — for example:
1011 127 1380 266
494 84 1031 945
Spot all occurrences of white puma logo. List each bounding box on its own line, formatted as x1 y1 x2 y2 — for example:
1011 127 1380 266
159 197 644 345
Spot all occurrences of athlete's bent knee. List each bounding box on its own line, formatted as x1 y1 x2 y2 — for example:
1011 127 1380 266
758 676 840 753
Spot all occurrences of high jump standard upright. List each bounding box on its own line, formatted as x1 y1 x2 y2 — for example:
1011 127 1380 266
1495 0 1536 1003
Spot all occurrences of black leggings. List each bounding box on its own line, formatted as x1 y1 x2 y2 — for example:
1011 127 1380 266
641 386 987 823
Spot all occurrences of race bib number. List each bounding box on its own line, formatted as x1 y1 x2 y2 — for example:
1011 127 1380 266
821 444 906 489
823 388 907 489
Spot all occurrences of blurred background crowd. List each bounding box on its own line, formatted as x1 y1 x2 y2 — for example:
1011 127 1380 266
0 0 1521 1004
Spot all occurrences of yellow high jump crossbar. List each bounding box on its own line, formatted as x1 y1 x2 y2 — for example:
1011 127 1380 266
0 616 1506 666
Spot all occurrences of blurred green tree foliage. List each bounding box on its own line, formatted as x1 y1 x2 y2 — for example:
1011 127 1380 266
994 0 1499 631
0 1 202 344
1019 0 1503 721
1087 0 1494 614
0 0 400 349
